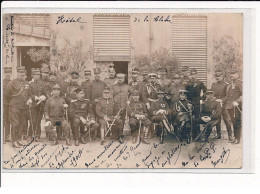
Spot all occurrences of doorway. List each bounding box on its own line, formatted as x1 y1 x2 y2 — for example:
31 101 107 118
113 61 129 84
19 46 50 81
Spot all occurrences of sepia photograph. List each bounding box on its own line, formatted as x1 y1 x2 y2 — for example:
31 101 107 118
2 11 244 170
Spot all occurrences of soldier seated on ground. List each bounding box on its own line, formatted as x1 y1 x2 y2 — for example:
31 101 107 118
68 87 99 146
173 90 193 144
127 91 152 144
195 90 222 143
95 87 124 145
44 84 72 146
149 90 171 144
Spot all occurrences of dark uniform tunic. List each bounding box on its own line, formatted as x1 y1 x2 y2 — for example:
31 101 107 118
5 79 29 142
197 97 222 141
58 80 70 98
185 79 207 138
69 99 99 140
96 97 124 139
104 77 117 89
3 77 11 140
28 80 46 138
81 80 92 100
127 101 152 137
211 80 230 137
91 80 106 103
222 80 242 141
128 80 142 99
142 83 162 104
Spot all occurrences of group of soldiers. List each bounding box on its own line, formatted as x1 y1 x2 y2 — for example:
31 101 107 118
3 63 242 148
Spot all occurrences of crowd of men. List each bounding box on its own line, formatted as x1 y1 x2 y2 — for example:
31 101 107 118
3 64 242 148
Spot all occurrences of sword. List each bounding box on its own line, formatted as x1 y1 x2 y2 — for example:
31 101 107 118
105 109 122 137
138 119 142 143
28 105 35 137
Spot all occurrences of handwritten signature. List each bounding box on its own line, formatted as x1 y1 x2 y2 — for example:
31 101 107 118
56 15 86 24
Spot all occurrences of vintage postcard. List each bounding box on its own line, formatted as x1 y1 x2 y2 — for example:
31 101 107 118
1 9 248 171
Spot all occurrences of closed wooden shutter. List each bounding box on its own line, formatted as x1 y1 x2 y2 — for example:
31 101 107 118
172 16 207 84
93 14 130 61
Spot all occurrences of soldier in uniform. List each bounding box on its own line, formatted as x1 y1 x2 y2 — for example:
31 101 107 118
27 68 47 141
196 90 222 142
69 87 99 146
149 90 171 144
104 66 117 89
56 69 70 98
65 72 80 105
3 67 12 143
173 90 193 143
222 68 242 144
91 68 106 116
44 84 72 146
128 67 142 98
128 91 151 144
181 66 190 86
5 66 30 148
142 73 163 108
95 87 124 145
111 73 129 143
157 67 171 92
211 70 230 140
139 70 148 102
81 70 92 100
40 66 51 99
185 68 207 139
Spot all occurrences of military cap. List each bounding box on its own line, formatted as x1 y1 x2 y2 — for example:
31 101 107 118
214 70 223 77
148 73 157 78
52 84 61 90
158 67 167 73
31 68 41 75
41 66 50 74
17 66 26 73
103 87 110 93
206 90 214 95
84 70 91 75
157 90 165 95
74 87 83 94
229 68 239 74
4 67 12 73
181 66 189 71
50 72 56 76
70 71 79 79
60 69 67 73
94 68 101 74
117 73 126 78
132 67 140 74
190 68 198 75
108 65 116 73
179 90 188 94
173 73 181 79
142 71 148 76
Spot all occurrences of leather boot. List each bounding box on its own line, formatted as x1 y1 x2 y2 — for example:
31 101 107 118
75 139 79 146
66 138 72 146
52 139 59 146
100 139 105 145
12 142 21 148
18 140 26 146
118 137 124 144
142 127 150 144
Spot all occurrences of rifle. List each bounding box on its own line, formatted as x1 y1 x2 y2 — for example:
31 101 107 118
105 109 122 137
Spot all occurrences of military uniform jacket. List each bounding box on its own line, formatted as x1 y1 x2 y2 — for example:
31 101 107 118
65 85 78 105
104 77 117 89
44 96 66 119
58 80 70 98
3 77 11 105
166 83 185 107
127 101 148 118
149 100 170 116
41 80 57 99
96 97 117 120
211 81 228 99
111 83 129 111
29 80 46 108
174 99 192 114
91 80 106 103
68 99 94 119
5 78 30 109
185 79 207 104
223 80 242 110
81 80 92 100
201 97 222 120
157 78 171 92
128 80 142 96
142 83 162 103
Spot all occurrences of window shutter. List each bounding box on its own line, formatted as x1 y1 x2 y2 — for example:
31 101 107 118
172 16 207 85
93 14 131 62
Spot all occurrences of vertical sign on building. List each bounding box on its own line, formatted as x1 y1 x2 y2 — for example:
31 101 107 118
172 14 207 85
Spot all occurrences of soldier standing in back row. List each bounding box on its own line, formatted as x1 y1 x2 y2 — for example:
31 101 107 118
128 67 142 98
3 67 12 143
27 68 47 141
81 70 92 100
211 69 230 140
5 66 30 148
157 67 171 93
56 69 70 98
185 68 207 139
104 65 117 89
